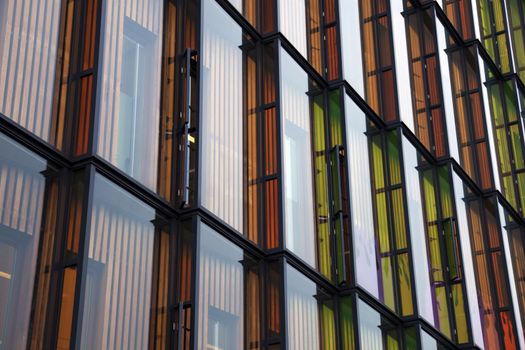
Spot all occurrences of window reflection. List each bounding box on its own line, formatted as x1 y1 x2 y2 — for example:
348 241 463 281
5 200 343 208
0 0 62 143
286 264 335 350
0 133 53 349
196 222 262 350
357 299 399 350
96 0 163 190
281 48 316 267
79 174 158 349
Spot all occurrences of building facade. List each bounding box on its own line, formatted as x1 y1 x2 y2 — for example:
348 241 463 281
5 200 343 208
2 0 525 349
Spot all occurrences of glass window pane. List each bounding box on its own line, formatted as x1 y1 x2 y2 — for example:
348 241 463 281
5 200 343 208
96 0 164 190
197 223 245 350
286 264 335 350
0 133 50 349
279 0 307 57
200 0 245 233
345 95 378 297
0 0 62 143
357 299 399 350
281 48 316 267
79 174 157 349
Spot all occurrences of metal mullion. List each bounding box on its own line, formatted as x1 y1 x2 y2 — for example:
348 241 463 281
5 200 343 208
322 88 339 283
40 167 74 349
68 165 95 350
271 39 284 252
84 0 103 159
336 85 356 286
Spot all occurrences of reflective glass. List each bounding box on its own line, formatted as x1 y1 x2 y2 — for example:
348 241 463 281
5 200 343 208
96 0 164 189
0 0 63 144
79 174 158 349
197 223 244 349
357 299 399 350
281 48 316 267
345 95 377 297
286 264 335 350
0 133 55 349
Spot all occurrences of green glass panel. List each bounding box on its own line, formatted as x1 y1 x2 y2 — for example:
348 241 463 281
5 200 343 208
517 173 525 214
392 188 407 249
423 170 438 222
493 0 505 32
332 149 342 214
382 256 396 311
387 328 400 350
428 224 445 283
496 127 511 173
479 0 492 36
398 253 414 316
322 301 336 350
335 215 345 285
452 283 469 343
329 90 343 146
510 124 524 170
443 219 460 280
438 166 453 218
508 0 520 25
435 286 452 339
372 135 385 189
497 33 510 73
504 81 518 122
387 132 401 186
404 327 418 350
340 297 355 350
377 192 390 253
489 84 504 127
503 175 518 209
313 94 332 280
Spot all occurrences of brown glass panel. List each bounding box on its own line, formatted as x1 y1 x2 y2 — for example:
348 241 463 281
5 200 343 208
267 262 281 339
29 180 60 349
501 311 518 350
477 142 493 189
381 70 397 122
492 252 509 307
326 26 339 81
262 0 276 33
75 75 92 155
432 108 447 157
56 267 77 350
378 17 392 67
308 0 322 74
265 108 277 176
82 0 98 70
266 179 279 249
246 263 261 349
